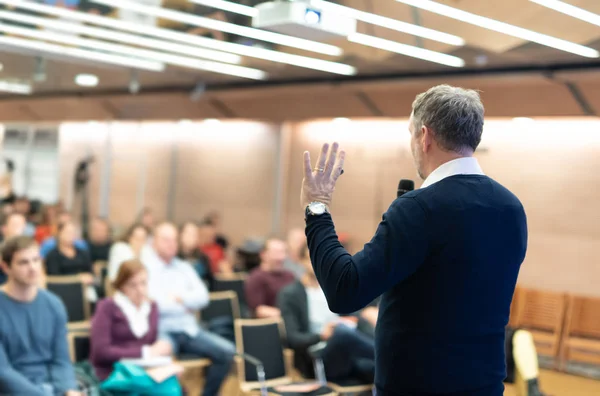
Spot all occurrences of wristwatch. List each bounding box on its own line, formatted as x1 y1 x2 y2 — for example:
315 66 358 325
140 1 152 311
305 201 330 219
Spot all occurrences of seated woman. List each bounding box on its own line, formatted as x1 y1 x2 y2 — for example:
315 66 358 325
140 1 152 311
45 221 98 301
108 223 149 281
178 221 213 290
90 259 173 381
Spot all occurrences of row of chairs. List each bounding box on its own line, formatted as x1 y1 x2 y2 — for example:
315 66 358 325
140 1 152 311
509 286 600 369
66 291 372 395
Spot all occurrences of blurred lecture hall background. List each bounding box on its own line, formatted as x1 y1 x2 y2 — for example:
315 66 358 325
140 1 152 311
0 0 599 395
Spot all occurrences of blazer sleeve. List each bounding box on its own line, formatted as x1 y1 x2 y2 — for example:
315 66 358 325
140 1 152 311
306 196 430 314
277 286 321 349
90 299 145 365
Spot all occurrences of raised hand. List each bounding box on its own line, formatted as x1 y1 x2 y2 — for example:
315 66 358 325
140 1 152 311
301 142 346 209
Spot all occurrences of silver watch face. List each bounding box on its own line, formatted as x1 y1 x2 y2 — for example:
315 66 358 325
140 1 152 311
309 202 327 215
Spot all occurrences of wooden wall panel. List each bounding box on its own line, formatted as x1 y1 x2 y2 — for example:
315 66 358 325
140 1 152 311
172 121 279 245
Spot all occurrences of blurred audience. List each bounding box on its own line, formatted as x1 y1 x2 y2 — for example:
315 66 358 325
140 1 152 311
136 207 155 231
0 212 27 285
278 255 375 384
284 227 307 278
34 205 59 244
0 236 81 396
13 197 36 237
145 223 235 396
90 259 176 381
45 221 98 302
236 239 262 272
108 223 149 281
86 217 112 263
198 220 227 275
0 212 27 243
39 211 88 258
178 221 214 290
245 238 295 318
204 211 229 250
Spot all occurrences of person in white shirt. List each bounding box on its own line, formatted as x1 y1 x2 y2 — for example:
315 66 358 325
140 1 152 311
108 223 149 281
144 223 235 396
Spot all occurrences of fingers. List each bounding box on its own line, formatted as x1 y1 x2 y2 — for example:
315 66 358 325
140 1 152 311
324 142 339 178
315 143 329 174
331 150 346 183
303 151 313 180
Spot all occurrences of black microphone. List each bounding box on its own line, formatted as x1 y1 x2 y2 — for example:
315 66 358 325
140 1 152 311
397 179 415 198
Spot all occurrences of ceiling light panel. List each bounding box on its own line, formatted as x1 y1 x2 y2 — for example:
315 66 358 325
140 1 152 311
395 0 599 58
0 0 355 75
91 0 343 56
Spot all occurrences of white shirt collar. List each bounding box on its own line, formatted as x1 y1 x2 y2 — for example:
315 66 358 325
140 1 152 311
113 291 152 339
420 157 484 189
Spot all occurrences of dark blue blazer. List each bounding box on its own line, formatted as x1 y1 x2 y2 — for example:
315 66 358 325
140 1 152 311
306 175 527 396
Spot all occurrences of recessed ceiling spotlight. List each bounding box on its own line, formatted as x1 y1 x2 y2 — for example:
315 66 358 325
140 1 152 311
203 118 221 125
75 73 99 87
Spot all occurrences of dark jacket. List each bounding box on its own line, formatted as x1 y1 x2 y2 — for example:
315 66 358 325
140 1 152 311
277 280 375 377
306 175 527 395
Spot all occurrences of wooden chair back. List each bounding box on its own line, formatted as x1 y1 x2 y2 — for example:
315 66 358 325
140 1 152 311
561 294 600 366
512 288 566 358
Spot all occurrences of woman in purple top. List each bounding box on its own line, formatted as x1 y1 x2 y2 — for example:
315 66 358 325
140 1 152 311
90 259 172 380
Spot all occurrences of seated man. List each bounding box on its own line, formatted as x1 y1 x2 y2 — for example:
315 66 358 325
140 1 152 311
278 255 375 384
144 223 235 396
0 236 81 396
244 238 295 318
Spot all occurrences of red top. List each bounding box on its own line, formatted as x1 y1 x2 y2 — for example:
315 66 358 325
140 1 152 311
201 243 225 274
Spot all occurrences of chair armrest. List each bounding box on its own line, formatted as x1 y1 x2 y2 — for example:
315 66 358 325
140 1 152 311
236 353 268 396
308 342 327 359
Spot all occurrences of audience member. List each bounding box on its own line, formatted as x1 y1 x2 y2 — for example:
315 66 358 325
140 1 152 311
35 205 59 244
0 212 27 284
178 221 214 290
278 255 375 384
283 228 307 278
39 212 88 258
204 211 229 250
108 223 149 280
236 239 262 273
0 212 27 242
45 221 98 302
0 236 81 396
244 238 295 318
136 207 155 231
198 220 227 274
87 217 112 262
14 197 36 237
90 259 176 381
145 223 235 396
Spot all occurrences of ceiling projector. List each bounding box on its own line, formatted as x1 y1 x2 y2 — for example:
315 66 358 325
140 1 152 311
252 1 356 41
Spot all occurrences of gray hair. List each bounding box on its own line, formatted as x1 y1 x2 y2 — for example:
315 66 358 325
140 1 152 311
411 85 484 152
